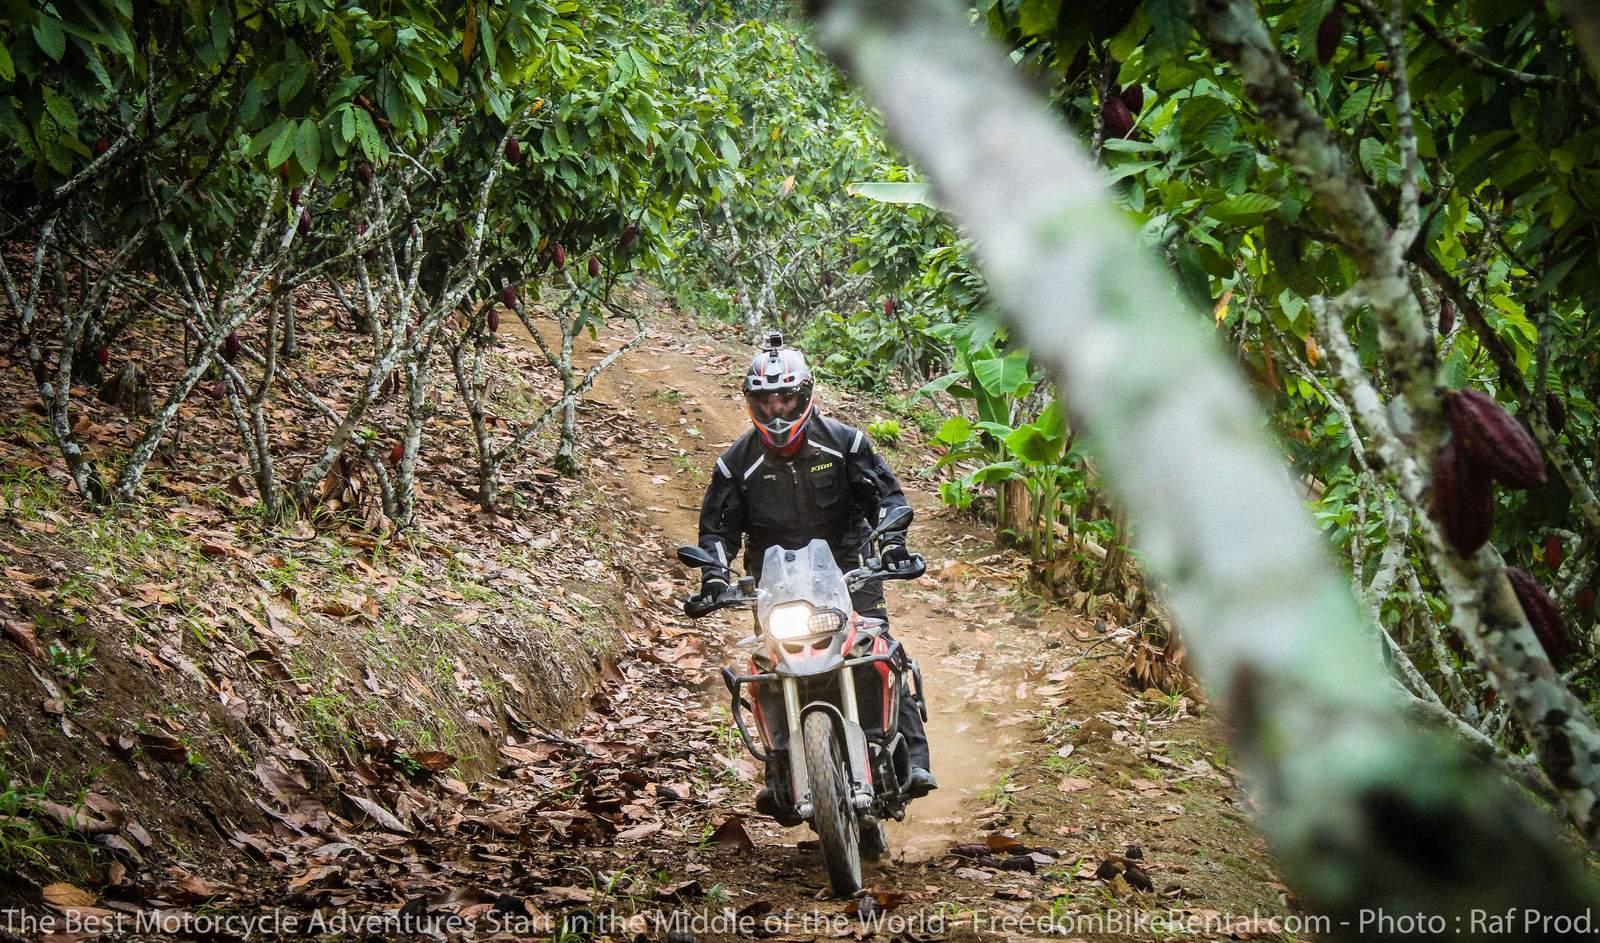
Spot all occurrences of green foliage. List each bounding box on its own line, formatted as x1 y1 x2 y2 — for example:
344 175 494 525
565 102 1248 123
0 750 79 873
865 417 901 445
46 638 96 709
651 19 984 396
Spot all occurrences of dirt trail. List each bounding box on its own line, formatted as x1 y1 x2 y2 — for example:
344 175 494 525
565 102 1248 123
109 297 1295 943
557 301 1298 940
583 320 1024 865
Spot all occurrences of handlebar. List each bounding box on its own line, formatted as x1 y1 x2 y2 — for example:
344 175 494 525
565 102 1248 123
844 553 926 591
684 587 757 618
682 553 926 618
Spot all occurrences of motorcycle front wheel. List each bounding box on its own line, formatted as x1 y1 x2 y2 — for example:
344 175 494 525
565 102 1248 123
802 711 861 896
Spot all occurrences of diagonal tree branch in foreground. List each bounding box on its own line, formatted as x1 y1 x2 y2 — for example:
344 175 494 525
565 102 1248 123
800 0 1598 928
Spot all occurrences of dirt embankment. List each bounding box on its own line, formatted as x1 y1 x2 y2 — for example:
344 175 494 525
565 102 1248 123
0 283 641 911
0 290 1294 942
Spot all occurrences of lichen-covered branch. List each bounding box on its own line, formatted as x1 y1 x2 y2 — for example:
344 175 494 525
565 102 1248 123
1355 0 1421 250
1196 0 1440 444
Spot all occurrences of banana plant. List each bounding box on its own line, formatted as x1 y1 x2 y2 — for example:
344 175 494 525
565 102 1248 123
919 318 1034 520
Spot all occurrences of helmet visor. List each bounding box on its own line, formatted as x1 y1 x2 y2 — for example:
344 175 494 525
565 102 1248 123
747 389 807 426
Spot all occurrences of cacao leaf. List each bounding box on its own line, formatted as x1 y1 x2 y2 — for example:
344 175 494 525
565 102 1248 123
846 181 934 207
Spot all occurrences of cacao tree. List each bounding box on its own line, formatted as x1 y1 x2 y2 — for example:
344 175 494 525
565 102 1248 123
802 0 1600 928
1 0 735 527
925 0 1600 838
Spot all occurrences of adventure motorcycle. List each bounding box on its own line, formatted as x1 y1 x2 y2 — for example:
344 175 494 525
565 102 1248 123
677 506 927 896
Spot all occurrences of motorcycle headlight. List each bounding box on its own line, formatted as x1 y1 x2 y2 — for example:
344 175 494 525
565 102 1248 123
767 603 815 641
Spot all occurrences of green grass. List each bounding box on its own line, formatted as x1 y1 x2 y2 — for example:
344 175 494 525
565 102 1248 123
45 638 96 710
0 751 92 876
979 769 1016 809
1043 754 1089 778
0 461 64 516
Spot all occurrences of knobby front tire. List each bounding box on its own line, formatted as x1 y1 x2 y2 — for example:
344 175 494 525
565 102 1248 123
802 711 861 896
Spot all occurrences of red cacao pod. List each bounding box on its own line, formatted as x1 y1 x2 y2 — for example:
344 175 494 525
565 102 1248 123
1446 389 1546 490
588 256 601 278
884 297 897 317
619 223 639 251
487 306 501 334
1578 586 1596 613
94 137 110 158
1504 566 1574 662
357 161 374 187
95 346 110 368
455 221 469 243
222 331 241 364
1431 440 1493 556
1101 96 1135 140
290 186 302 207
553 244 566 269
298 208 312 237
1064 46 1090 83
1317 7 1344 65
1439 299 1455 336
389 442 405 466
1546 392 1566 434
1545 534 1564 569
505 136 522 165
1120 84 1145 114
502 285 519 309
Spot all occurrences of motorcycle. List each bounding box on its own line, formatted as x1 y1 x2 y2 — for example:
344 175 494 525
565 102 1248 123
676 506 927 896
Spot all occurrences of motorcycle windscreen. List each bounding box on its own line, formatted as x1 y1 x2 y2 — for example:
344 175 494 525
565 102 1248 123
756 539 853 626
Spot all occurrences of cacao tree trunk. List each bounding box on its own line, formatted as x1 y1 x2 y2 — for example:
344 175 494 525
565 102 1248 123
554 316 580 477
279 289 298 358
450 315 500 511
220 292 283 522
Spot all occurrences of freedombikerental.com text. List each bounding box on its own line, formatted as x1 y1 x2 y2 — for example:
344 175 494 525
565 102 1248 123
3 905 1593 938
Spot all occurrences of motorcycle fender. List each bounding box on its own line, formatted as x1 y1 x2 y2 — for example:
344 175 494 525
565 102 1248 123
789 702 871 812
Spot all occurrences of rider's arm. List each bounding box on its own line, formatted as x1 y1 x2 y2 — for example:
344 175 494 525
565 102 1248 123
845 430 911 545
698 453 746 570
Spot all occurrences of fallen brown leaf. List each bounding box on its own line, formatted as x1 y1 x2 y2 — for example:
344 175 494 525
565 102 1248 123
41 883 96 909
3 620 41 657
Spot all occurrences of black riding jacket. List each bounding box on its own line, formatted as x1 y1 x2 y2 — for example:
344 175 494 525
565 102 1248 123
698 415 910 586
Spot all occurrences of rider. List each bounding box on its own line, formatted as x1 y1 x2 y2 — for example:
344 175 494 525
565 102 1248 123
691 332 937 819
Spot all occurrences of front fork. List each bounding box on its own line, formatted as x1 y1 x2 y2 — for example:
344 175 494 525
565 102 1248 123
787 671 874 821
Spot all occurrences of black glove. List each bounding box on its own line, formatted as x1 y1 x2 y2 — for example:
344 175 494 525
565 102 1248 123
881 541 911 569
699 570 729 601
